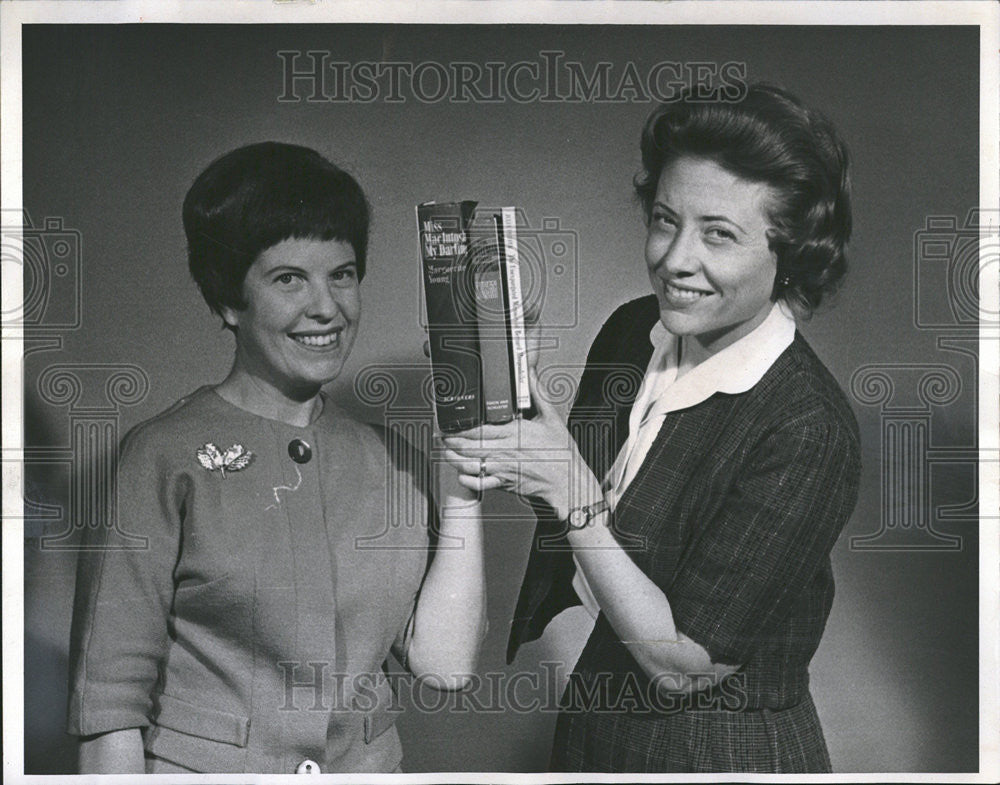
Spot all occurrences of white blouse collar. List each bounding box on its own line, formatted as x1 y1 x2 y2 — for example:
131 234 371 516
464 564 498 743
645 300 797 416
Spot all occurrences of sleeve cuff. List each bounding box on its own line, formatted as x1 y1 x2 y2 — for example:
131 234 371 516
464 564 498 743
67 688 151 737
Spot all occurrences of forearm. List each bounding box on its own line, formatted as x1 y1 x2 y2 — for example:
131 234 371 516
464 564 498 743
440 393 733 691
78 728 145 774
405 492 486 690
563 476 736 692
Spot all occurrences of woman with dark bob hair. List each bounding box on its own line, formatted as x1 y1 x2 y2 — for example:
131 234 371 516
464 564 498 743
68 142 486 774
444 84 861 772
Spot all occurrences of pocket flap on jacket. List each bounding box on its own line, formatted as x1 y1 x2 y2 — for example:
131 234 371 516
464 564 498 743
361 671 399 745
153 693 250 747
363 707 397 744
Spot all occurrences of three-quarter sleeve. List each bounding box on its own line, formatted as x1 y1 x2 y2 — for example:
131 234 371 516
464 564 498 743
668 415 861 667
67 426 186 736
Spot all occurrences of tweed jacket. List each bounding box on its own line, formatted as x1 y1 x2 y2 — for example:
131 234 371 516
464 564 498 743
508 295 862 712
68 386 432 774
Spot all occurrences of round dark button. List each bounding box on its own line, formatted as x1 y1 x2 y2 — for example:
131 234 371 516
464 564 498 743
288 438 312 464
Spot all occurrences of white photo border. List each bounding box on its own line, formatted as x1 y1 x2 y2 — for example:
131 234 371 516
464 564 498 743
2 2 997 783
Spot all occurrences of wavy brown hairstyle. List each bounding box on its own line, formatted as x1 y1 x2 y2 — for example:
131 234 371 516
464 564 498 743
634 84 852 316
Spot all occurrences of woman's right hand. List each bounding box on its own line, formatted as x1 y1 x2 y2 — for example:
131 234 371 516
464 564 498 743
442 368 603 520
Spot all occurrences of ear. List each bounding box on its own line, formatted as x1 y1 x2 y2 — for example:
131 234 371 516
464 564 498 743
220 304 240 331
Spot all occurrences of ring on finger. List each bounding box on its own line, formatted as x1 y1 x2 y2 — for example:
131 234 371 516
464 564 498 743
479 457 488 478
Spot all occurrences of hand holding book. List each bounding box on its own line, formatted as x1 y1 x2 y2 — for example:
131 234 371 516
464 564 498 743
441 368 603 522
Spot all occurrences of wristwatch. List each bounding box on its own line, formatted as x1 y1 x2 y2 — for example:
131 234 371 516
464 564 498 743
567 499 610 530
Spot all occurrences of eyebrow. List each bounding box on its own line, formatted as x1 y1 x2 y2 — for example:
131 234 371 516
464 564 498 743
652 201 748 234
262 259 358 275
702 214 748 234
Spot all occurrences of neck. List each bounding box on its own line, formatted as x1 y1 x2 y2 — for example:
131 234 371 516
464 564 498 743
675 336 707 379
215 363 323 428
675 301 778 379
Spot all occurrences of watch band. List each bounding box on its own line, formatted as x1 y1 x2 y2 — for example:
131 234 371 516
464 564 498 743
567 498 611 530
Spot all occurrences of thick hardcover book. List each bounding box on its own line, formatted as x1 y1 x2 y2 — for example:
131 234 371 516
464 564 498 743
417 201 482 432
473 249 516 424
418 202 531 430
495 207 531 412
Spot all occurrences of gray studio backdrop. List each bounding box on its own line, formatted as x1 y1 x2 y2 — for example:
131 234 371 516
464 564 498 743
20 24 979 773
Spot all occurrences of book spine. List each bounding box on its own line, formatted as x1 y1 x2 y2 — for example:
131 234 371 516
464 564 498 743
497 207 531 411
474 258 515 424
417 201 482 433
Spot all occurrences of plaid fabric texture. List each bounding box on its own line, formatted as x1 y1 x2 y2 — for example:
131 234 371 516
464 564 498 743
508 296 862 772
552 692 831 773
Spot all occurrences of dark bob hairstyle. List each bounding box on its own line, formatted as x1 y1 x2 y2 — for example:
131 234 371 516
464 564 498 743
634 84 852 315
183 142 370 322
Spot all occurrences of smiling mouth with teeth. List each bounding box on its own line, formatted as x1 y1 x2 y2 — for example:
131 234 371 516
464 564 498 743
664 282 713 302
292 332 341 348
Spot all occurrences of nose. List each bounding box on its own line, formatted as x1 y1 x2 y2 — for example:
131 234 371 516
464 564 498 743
651 228 699 277
304 280 340 322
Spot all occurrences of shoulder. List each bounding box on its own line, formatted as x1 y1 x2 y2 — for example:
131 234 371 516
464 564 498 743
605 295 660 328
316 399 410 456
577 295 659 391
568 297 660 427
109 389 239 509
749 333 861 458
120 387 215 452
119 386 255 468
318 401 432 490
589 295 660 355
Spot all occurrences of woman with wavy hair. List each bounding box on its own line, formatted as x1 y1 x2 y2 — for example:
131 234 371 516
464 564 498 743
445 84 860 772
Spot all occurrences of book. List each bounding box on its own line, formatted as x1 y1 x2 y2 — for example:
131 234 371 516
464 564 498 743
495 207 531 412
417 201 531 431
417 201 482 432
473 259 515 423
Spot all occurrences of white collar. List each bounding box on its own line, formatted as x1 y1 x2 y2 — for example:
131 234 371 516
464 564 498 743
644 300 796 417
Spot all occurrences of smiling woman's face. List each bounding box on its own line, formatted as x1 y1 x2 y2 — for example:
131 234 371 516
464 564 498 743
222 237 360 400
645 156 779 356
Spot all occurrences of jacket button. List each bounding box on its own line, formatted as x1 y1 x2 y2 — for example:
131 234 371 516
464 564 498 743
288 439 312 464
296 759 320 774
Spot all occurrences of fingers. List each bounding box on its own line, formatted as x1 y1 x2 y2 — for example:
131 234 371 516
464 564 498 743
528 366 559 419
445 422 518 442
442 432 511 453
440 447 487 477
440 447 510 493
442 437 483 454
456 472 504 493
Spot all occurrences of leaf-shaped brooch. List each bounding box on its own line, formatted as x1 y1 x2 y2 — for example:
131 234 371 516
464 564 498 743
196 442 254 478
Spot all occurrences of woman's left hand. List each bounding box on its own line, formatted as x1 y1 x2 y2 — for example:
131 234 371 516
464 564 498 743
442 369 599 520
